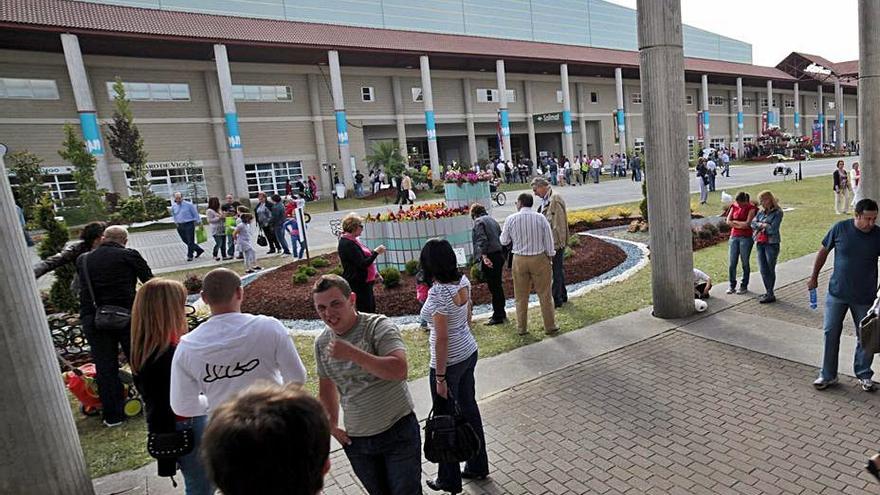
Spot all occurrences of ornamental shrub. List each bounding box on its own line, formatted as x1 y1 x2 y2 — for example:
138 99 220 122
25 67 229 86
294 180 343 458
36 195 78 312
329 265 344 276
567 235 580 248
379 267 401 288
292 272 309 284
404 259 420 276
469 263 483 283
297 265 318 276
310 258 330 268
617 208 633 219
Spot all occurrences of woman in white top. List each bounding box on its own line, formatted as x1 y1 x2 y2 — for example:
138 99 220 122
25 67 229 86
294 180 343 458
419 239 489 493
205 197 227 261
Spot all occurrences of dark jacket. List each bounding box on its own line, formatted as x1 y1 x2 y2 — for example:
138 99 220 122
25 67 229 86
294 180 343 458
34 240 89 279
338 236 378 288
132 346 178 477
833 169 850 191
472 214 503 258
270 201 286 227
76 242 153 315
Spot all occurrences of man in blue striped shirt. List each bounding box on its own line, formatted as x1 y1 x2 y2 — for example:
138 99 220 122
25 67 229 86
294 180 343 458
500 193 558 336
172 191 205 262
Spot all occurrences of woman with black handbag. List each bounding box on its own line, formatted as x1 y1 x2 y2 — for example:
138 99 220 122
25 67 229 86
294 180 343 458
420 239 489 494
131 279 213 494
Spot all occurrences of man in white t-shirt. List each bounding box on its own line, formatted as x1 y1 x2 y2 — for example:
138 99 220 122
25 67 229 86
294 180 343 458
171 268 307 417
706 158 717 192
590 156 602 183
693 268 712 299
721 151 731 177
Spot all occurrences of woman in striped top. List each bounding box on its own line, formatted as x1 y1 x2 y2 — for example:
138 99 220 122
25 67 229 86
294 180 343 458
419 239 489 493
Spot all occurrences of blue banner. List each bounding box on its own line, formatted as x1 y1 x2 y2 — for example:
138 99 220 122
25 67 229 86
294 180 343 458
794 112 800 129
335 110 349 145
562 110 572 135
425 110 436 141
736 111 743 130
499 109 510 137
702 111 710 129
616 109 625 131
839 113 845 128
224 112 241 149
78 112 104 156
818 113 825 125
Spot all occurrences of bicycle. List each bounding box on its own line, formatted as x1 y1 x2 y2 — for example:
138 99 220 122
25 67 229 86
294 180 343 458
489 180 506 206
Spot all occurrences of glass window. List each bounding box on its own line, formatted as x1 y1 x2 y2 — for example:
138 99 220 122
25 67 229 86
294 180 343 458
784 99 795 109
169 83 191 100
476 89 496 103
506 89 516 103
760 97 777 108
556 90 563 104
631 93 642 104
412 87 423 102
710 138 725 149
244 161 304 198
149 84 171 101
634 138 645 153
708 96 724 106
30 79 59 99
361 86 375 102
231 84 291 102
0 78 58 99
687 136 695 156
4 78 31 98
590 92 599 104
742 98 752 108
685 95 694 105
108 81 191 101
126 166 206 202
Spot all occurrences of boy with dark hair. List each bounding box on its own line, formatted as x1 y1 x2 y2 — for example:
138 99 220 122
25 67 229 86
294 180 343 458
201 383 330 495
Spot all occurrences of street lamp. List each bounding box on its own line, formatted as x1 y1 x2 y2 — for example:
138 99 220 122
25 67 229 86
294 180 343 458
322 162 338 212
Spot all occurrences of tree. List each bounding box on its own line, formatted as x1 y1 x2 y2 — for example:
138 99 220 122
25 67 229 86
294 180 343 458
106 78 150 207
7 150 45 221
59 124 104 219
35 194 78 313
366 140 406 178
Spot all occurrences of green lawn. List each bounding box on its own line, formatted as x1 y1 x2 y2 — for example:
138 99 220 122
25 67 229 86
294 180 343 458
76 175 835 478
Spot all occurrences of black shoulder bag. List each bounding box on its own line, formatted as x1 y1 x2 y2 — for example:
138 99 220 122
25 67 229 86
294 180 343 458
82 253 132 331
423 392 481 464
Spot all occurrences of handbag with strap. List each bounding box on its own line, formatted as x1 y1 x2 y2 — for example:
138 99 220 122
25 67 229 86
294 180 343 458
147 429 195 460
256 233 268 247
423 392 481 464
82 253 132 331
859 292 880 354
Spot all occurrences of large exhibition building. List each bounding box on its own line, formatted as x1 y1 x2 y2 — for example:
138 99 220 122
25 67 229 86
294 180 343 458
0 0 860 201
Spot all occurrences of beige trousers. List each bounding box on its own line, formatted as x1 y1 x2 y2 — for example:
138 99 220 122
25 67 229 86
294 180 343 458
835 188 852 214
512 253 557 333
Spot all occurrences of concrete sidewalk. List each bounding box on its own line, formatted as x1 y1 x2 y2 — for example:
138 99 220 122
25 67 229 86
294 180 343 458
95 249 880 494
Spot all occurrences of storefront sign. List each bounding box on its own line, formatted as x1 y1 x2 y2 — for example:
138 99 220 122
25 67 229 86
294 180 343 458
122 160 205 172
533 112 561 123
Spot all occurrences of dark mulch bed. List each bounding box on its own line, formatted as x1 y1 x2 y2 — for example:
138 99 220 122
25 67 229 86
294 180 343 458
569 213 704 234
693 231 731 250
242 235 627 320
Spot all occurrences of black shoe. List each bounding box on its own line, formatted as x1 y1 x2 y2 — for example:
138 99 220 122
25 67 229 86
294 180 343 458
758 294 776 304
426 479 462 494
267 250 276 254
485 318 506 326
194 251 203 259
461 471 489 481
867 458 880 482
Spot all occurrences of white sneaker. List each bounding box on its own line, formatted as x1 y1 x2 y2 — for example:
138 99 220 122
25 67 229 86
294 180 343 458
103 419 124 428
860 378 876 392
813 376 838 390
725 287 735 294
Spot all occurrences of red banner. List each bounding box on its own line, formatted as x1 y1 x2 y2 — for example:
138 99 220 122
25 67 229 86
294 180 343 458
697 112 704 141
761 112 768 135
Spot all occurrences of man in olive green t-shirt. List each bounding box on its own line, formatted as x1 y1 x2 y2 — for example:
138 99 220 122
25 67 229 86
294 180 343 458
312 275 420 495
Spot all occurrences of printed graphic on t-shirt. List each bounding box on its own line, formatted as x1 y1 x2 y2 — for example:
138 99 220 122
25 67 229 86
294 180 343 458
203 359 260 383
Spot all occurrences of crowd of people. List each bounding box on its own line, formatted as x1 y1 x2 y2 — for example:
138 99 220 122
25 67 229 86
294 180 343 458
479 152 643 188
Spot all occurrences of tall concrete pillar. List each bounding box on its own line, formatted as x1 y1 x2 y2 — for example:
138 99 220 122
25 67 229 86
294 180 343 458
496 59 512 161
818 84 825 148
328 50 354 186
463 78 478 165
524 80 538 166
213 44 249 200
307 74 332 197
419 56 441 176
615 67 627 155
203 71 235 196
736 77 744 158
637 0 694 319
794 82 801 136
701 74 710 149
576 83 588 157
391 77 408 160
859 0 880 201
766 80 775 128
560 64 575 161
60 34 112 192
836 78 845 151
0 148 94 495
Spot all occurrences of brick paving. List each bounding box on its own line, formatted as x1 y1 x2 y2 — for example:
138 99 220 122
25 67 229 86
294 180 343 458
323 331 880 494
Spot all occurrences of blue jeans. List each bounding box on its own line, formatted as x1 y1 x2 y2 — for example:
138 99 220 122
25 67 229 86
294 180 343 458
212 234 226 259
273 223 291 254
550 171 558 185
728 236 753 289
755 243 780 296
290 237 306 258
429 351 489 491
176 221 204 259
343 413 422 495
821 294 874 381
355 183 364 197
176 416 214 495
225 233 235 257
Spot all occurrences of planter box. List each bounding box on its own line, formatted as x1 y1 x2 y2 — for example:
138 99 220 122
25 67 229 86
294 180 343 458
361 215 474 270
444 181 492 211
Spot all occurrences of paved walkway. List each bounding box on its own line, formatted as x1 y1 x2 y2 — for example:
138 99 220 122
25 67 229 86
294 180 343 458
95 250 880 495
131 156 857 274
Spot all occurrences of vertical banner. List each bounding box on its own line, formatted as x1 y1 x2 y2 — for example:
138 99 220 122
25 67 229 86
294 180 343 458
761 112 768 134
224 112 242 149
812 122 821 150
562 110 572 135
335 110 349 145
78 112 104 156
736 111 744 130
499 109 510 137
702 110 710 130
495 112 504 160
794 112 800 129
425 110 436 141
612 111 620 144
616 108 625 131
696 112 704 141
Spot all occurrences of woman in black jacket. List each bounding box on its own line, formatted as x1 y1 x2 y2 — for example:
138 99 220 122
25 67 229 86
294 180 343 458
130 279 213 494
337 213 386 313
33 221 106 279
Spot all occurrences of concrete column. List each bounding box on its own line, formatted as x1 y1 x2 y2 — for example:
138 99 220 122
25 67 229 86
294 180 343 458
391 76 408 160
836 78 845 151
419 56 441 176
560 64 575 161
203 71 235 196
0 148 94 494
794 82 801 136
615 67 627 155
637 0 694 319
463 78 478 165
60 33 112 192
818 84 825 148
576 83 588 157
736 77 744 158
524 80 538 166
307 74 332 197
213 44 249 200
701 74 710 149
859 0 880 201
766 80 774 128
328 50 354 187
496 59 512 161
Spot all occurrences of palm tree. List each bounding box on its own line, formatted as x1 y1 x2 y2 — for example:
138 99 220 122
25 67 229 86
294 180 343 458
366 140 406 178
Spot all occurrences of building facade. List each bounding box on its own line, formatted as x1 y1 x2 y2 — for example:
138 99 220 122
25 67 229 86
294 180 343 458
0 0 860 203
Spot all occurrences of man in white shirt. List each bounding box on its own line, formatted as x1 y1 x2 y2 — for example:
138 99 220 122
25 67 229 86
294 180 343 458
590 156 602 183
500 193 558 336
706 157 717 192
721 150 731 177
171 268 307 417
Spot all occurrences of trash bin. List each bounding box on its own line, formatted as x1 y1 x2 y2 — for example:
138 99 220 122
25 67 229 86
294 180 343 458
335 184 346 199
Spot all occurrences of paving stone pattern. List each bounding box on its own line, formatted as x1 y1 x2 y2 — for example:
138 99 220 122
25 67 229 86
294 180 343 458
323 331 880 494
